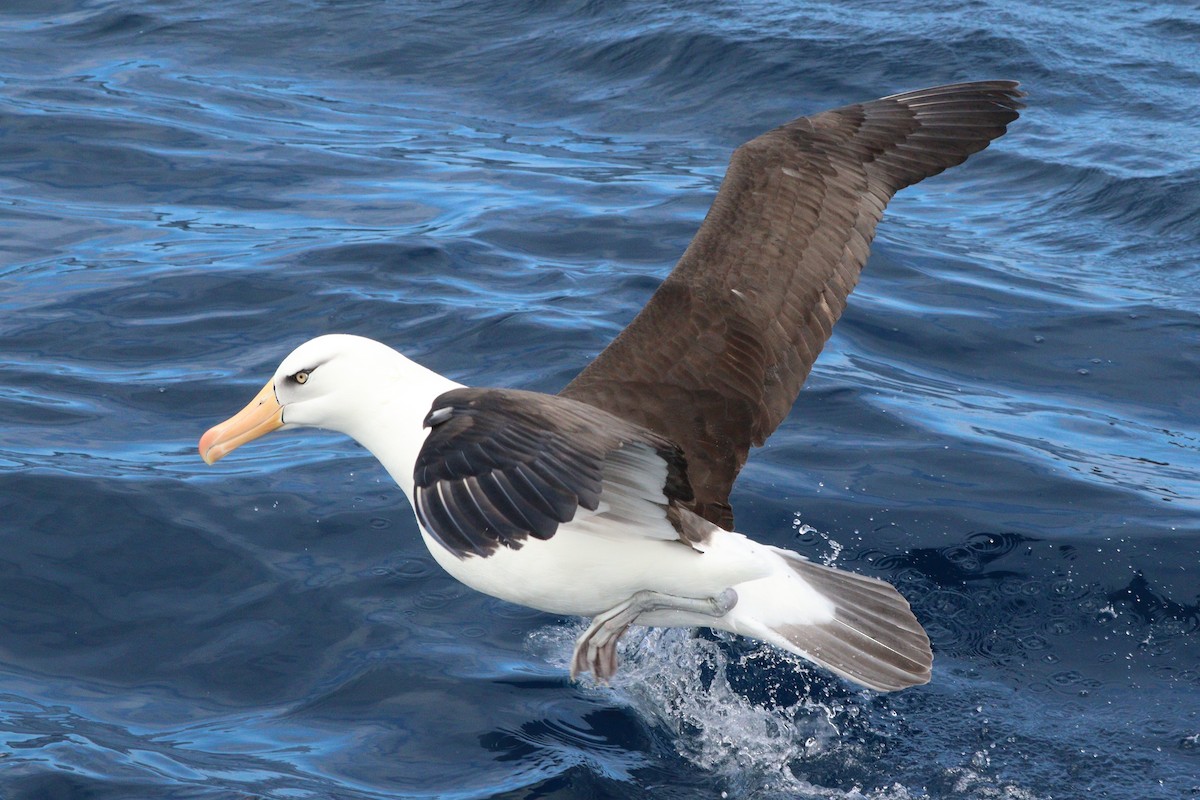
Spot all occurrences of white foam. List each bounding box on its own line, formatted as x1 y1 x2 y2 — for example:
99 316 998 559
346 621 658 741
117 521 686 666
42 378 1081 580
529 624 894 798
528 623 1046 800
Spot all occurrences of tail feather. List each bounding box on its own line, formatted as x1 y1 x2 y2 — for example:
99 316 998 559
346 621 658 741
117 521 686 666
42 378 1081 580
731 549 932 692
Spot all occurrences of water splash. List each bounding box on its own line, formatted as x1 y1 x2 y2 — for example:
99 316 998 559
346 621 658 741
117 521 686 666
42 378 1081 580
793 516 844 567
528 599 1066 800
531 624 910 798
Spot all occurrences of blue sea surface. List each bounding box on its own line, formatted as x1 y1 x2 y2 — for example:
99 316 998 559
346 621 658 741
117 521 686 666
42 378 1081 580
2 1 1198 798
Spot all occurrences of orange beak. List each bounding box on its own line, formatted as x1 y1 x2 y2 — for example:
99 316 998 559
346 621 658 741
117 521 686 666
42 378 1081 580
199 380 284 465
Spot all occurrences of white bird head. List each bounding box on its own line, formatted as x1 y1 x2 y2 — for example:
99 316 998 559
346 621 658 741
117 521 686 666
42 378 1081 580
199 334 447 465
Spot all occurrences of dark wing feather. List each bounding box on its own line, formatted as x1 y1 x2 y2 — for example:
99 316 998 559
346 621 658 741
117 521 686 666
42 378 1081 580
560 81 1024 529
413 388 692 558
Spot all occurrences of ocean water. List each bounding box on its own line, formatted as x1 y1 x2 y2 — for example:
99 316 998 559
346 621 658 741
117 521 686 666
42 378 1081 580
2 1 1198 798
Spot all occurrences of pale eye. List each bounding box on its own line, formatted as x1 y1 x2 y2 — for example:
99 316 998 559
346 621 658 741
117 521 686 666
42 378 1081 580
294 371 310 385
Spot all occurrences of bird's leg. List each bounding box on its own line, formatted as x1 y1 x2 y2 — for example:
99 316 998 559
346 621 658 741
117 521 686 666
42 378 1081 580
570 588 738 683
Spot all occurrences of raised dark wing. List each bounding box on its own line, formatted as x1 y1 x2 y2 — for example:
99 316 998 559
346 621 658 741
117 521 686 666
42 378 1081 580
560 81 1024 529
413 387 692 558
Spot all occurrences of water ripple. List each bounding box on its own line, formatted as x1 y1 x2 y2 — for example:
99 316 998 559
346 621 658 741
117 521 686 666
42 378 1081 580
3 0 1199 798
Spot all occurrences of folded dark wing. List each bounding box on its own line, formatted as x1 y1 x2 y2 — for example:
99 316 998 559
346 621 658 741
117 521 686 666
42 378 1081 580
560 81 1024 529
413 388 692 558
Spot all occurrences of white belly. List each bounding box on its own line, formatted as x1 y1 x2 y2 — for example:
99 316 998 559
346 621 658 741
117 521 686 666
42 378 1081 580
418 513 771 617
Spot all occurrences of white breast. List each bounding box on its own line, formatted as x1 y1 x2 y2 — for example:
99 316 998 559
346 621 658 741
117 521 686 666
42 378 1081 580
417 509 771 617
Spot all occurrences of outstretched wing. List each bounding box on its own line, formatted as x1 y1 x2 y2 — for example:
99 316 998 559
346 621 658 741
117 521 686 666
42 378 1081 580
560 81 1024 529
413 387 694 558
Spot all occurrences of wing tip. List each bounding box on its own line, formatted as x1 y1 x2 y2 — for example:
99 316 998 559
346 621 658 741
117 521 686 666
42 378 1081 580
882 79 1027 117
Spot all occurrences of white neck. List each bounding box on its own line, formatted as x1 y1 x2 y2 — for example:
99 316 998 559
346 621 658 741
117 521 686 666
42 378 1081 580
336 355 463 502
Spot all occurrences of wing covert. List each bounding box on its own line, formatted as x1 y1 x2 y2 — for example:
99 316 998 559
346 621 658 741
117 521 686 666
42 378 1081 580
414 388 692 558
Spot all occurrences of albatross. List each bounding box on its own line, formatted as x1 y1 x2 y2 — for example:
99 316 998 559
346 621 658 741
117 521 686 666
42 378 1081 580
199 81 1023 691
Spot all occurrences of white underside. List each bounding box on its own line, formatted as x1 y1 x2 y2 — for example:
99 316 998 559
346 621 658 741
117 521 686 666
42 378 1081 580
417 508 837 633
